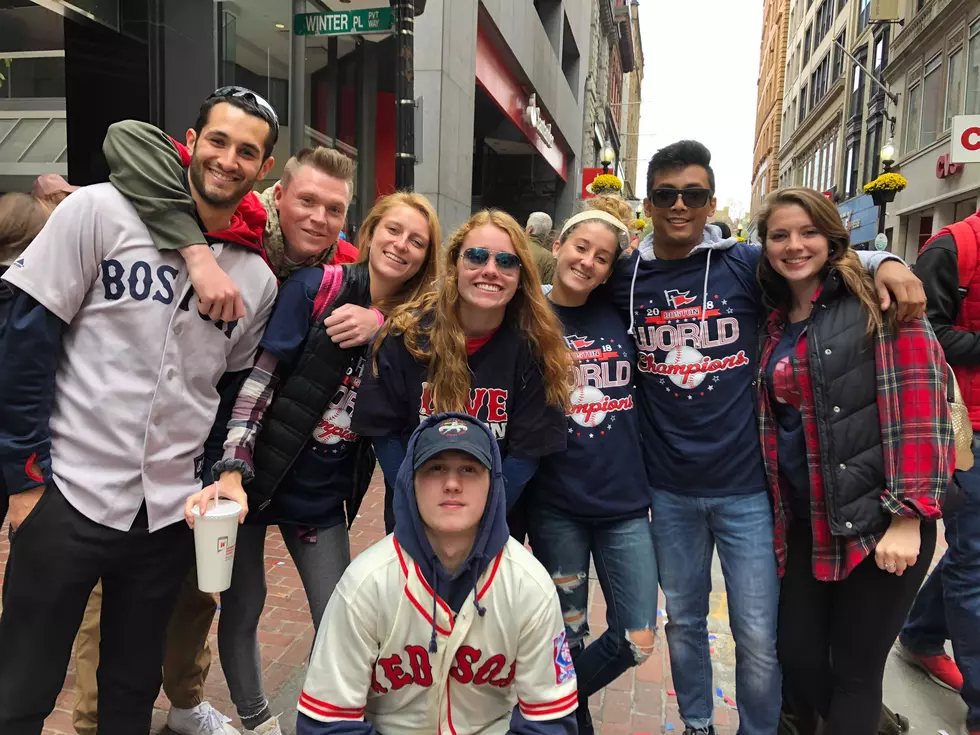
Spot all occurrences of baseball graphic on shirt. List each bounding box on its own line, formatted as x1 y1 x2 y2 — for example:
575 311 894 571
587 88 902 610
570 385 607 427
666 345 706 389
313 407 354 445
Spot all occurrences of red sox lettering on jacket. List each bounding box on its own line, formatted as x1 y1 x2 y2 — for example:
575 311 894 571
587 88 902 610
371 645 516 694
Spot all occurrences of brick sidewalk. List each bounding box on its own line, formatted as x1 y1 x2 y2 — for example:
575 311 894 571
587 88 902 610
0 471 737 734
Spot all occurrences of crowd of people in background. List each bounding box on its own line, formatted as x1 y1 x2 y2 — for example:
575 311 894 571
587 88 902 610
0 83 976 735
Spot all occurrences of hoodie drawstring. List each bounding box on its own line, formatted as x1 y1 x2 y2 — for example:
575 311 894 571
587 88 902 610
627 254 641 336
700 249 713 337
471 556 487 618
428 578 440 653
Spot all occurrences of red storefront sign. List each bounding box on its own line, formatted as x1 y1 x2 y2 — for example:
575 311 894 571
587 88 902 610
474 26 569 181
581 167 605 199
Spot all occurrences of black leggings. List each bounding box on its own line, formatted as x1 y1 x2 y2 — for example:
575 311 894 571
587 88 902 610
778 520 936 735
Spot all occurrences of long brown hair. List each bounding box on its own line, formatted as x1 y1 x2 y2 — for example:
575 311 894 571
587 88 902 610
354 191 442 313
0 193 49 266
378 209 572 412
755 187 883 333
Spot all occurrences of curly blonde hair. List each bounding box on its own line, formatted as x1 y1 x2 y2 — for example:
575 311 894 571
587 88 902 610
354 191 442 313
377 209 571 412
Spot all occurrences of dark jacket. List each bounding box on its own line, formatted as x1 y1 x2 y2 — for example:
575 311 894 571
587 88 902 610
248 262 375 526
796 271 888 536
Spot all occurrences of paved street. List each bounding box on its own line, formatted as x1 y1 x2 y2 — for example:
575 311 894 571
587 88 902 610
0 471 966 735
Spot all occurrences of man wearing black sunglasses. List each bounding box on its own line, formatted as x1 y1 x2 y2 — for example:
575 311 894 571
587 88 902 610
608 140 926 735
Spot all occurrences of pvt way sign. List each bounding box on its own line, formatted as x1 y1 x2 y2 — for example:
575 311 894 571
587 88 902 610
952 115 980 164
294 8 394 37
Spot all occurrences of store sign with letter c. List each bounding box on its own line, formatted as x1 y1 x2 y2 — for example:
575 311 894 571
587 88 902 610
951 115 980 163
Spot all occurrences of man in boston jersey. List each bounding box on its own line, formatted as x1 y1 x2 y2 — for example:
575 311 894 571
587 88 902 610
0 91 279 734
608 140 927 735
297 413 578 735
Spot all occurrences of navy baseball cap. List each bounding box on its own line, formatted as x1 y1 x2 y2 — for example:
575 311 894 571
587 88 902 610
413 417 493 471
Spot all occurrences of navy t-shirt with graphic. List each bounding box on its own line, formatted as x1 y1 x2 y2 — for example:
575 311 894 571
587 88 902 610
352 320 567 460
611 242 768 498
531 297 649 520
764 319 811 519
254 266 363 529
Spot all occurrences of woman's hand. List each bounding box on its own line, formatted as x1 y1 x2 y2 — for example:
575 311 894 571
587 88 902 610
325 304 382 348
875 516 921 576
184 471 249 528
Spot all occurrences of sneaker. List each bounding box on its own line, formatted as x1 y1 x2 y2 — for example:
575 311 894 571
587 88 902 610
896 642 964 692
244 716 283 735
167 702 240 735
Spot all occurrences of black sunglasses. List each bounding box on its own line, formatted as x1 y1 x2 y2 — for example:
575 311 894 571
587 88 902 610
461 247 522 271
208 86 280 133
650 187 713 209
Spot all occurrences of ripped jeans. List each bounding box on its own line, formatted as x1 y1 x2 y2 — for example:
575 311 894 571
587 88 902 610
528 505 659 700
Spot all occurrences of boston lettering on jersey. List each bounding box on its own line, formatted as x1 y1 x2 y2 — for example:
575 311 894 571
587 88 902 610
100 257 240 339
370 645 515 694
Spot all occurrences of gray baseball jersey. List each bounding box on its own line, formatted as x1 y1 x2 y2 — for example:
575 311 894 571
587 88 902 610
2 183 277 532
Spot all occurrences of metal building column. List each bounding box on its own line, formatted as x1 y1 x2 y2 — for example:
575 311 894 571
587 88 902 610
288 0 306 154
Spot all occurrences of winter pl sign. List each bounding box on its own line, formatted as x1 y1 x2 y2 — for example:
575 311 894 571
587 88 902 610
294 8 394 37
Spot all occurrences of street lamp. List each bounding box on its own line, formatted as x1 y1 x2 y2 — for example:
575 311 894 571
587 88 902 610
601 141 615 174
876 136 897 235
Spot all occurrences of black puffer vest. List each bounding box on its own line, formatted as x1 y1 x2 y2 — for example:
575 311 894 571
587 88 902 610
248 262 376 526
804 270 889 537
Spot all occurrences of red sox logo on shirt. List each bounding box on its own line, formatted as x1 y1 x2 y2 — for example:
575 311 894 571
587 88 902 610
370 645 516 693
419 383 509 440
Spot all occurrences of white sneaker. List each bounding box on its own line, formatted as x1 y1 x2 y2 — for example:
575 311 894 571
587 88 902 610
244 715 283 735
167 702 241 735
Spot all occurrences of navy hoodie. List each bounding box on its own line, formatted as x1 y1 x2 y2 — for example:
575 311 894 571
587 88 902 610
296 412 577 735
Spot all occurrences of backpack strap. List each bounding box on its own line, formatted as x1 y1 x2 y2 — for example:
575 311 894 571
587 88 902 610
312 265 346 322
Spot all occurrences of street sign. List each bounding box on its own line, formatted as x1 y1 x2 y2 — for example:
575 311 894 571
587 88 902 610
951 115 980 164
874 232 889 251
870 0 899 20
294 8 394 37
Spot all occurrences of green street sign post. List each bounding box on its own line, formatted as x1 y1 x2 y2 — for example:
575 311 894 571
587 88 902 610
294 8 395 37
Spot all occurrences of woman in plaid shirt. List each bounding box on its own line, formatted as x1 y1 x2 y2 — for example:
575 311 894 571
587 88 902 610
754 187 954 735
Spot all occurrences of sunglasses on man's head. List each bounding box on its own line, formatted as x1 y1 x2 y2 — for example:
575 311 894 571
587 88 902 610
461 247 522 271
650 187 713 209
208 86 280 133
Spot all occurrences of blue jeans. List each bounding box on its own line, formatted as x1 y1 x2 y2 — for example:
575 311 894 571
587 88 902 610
528 506 659 701
900 438 980 730
650 489 781 735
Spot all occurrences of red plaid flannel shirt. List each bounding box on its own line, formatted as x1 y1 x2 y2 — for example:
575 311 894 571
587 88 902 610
758 292 952 581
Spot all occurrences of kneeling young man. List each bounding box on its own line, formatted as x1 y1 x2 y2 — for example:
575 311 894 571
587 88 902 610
298 413 578 734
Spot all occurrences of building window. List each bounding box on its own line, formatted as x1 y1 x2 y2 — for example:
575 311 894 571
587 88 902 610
838 0 847 15
850 54 866 119
804 24 813 65
920 54 943 146
827 138 836 191
968 19 980 114
874 35 886 72
811 54 831 106
864 121 881 184
815 0 833 43
846 142 860 198
858 0 871 33
905 82 922 152
945 47 965 131
833 30 846 80
800 84 808 123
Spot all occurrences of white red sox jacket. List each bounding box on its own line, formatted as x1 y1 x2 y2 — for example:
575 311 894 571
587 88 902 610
298 535 579 734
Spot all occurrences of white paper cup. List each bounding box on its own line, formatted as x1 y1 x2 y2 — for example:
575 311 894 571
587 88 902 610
191 499 242 593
